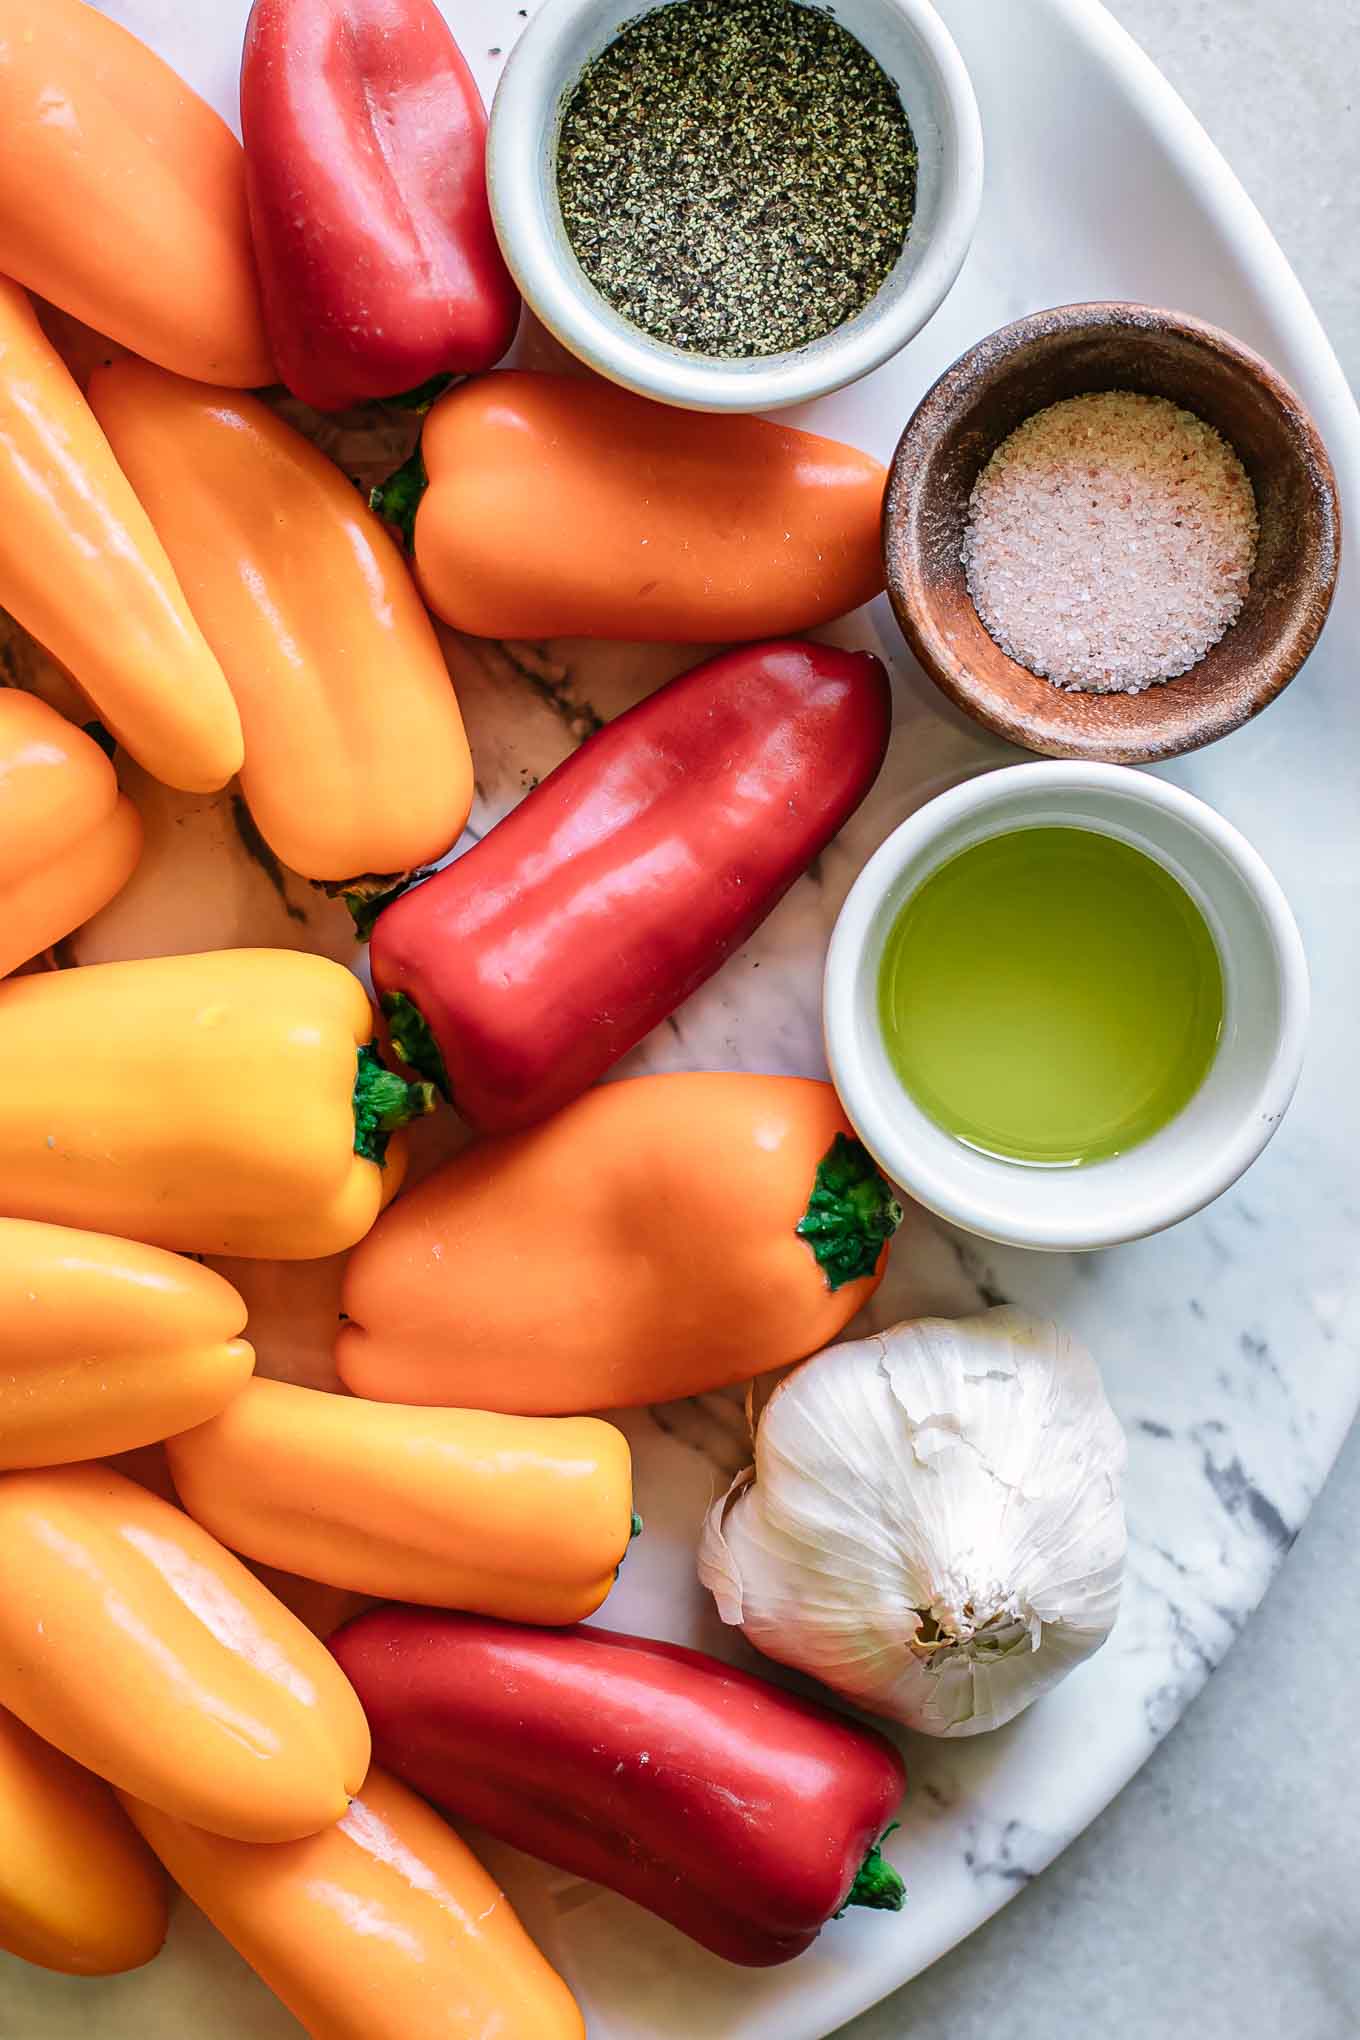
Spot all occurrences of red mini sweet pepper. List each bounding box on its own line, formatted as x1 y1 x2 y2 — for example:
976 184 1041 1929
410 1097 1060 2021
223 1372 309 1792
240 0 519 411
329 1610 907 1968
371 639 892 1131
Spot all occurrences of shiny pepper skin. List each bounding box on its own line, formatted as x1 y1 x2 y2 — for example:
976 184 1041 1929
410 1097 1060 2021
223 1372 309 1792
168 1376 634 1624
0 1217 254 1471
0 1707 168 1976
88 361 475 886
0 693 141 980
0 1463 371 1842
241 0 519 409
331 1610 908 1968
125 1766 584 2040
0 280 242 792
0 0 273 386
375 370 887 641
0 948 430 1259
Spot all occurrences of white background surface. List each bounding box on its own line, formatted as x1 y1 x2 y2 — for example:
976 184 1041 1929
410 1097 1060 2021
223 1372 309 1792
843 7 1360 2034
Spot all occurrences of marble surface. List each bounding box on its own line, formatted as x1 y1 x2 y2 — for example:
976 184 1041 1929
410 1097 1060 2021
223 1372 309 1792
0 2 1357 2037
844 5 1360 2035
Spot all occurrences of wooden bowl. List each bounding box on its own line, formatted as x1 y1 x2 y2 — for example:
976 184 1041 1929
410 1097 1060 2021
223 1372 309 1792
882 303 1341 761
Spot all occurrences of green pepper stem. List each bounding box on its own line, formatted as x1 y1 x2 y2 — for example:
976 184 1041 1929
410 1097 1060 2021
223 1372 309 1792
381 991 451 1102
795 1133 903 1291
384 372 457 414
353 1041 437 1164
614 1512 644 1583
369 445 429 550
843 1839 906 1914
317 868 434 943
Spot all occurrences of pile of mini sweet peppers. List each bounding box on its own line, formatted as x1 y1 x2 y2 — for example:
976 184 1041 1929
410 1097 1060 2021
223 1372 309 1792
0 1 911 2032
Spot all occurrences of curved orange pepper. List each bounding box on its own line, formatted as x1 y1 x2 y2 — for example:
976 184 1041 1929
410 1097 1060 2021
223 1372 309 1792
377 369 887 641
0 1463 370 1842
0 693 141 978
0 1705 167 1976
338 1073 901 1413
0 948 428 1258
0 280 242 791
167 1376 634 1623
0 0 273 387
125 1766 585 2040
88 359 474 887
0 1217 254 1470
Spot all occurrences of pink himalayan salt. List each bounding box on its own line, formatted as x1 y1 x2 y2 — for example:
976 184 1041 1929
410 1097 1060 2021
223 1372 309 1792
962 390 1259 694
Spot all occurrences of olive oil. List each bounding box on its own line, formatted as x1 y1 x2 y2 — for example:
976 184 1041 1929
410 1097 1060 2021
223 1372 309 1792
877 827 1224 1167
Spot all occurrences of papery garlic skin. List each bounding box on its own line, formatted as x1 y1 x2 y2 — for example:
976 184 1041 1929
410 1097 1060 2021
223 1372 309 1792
698 1309 1127 1737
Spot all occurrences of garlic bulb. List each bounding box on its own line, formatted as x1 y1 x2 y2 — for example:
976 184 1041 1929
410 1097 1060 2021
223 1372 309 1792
698 1309 1127 1737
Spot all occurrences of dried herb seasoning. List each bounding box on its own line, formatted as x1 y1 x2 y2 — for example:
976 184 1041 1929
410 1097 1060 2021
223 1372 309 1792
556 0 918 358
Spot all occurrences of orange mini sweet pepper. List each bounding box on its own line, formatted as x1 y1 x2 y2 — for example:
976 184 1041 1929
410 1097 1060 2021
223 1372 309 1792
0 1217 254 1470
90 360 475 890
338 1073 902 1413
0 1706 168 1977
371 369 887 641
0 0 273 386
0 1464 371 1842
0 693 141 979
126 1766 585 2040
0 280 243 791
0 949 431 1259
167 1376 634 1623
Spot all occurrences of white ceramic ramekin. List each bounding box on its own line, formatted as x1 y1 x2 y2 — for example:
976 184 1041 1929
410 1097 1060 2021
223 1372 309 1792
824 763 1309 1251
487 0 984 413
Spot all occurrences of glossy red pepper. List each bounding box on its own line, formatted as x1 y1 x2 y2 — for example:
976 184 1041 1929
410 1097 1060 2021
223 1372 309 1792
329 1610 907 1968
240 0 519 411
372 639 892 1131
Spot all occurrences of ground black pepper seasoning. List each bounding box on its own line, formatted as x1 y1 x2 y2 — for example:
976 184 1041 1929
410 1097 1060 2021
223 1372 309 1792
556 0 918 358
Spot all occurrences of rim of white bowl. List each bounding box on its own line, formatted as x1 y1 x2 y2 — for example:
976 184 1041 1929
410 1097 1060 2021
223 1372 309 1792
824 762 1311 1251
487 0 985 413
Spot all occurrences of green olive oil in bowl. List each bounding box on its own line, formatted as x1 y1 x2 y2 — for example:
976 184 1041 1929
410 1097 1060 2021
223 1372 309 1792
877 826 1224 1167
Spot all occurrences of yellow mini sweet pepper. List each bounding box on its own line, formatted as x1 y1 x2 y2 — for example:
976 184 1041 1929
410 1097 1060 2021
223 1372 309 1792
0 1705 168 1977
0 1217 254 1471
0 692 141 980
167 1376 635 1624
125 1768 585 2040
0 949 432 1259
0 1463 371 1843
0 277 242 791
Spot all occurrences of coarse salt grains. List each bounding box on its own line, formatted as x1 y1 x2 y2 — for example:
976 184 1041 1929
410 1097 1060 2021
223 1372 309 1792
962 391 1259 693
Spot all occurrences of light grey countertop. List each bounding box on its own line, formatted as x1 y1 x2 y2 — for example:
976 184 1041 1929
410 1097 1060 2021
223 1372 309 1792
843 6 1360 2034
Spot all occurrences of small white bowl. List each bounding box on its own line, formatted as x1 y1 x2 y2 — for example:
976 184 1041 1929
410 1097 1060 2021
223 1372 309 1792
825 763 1309 1251
487 0 984 413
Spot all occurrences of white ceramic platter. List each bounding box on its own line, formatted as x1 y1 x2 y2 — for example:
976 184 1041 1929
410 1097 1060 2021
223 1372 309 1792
5 2 1359 2037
